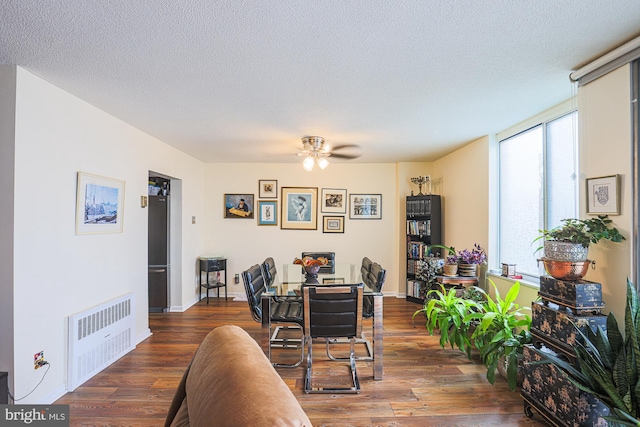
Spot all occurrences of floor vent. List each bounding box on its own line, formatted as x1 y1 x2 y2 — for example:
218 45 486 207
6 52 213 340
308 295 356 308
67 293 135 391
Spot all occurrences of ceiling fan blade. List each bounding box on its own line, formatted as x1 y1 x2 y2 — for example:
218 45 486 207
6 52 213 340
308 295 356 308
330 144 361 151
329 152 361 160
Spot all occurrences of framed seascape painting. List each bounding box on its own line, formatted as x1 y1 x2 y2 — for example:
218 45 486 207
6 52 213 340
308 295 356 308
224 194 254 219
281 187 318 230
75 172 126 235
323 216 344 233
259 179 278 198
349 194 382 219
320 188 347 213
258 200 278 226
586 174 620 215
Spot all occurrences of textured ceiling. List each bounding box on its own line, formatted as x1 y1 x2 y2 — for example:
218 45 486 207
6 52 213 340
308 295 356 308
2 0 640 163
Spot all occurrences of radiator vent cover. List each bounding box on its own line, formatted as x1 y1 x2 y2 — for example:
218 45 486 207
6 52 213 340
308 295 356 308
67 293 135 391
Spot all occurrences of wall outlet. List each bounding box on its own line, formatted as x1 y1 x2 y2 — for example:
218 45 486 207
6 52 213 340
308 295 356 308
34 351 45 370
234 274 239 284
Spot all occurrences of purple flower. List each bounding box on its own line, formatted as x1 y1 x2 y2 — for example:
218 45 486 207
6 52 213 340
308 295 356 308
457 244 487 265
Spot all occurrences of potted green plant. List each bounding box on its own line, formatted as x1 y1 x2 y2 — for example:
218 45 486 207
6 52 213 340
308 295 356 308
465 280 531 391
538 279 640 426
412 284 481 357
457 244 487 277
534 214 625 262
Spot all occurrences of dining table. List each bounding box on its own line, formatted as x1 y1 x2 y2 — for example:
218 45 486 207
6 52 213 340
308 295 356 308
261 263 384 380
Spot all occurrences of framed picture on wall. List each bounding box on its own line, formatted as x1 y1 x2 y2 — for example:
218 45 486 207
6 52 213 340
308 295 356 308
257 200 278 226
281 187 318 230
75 172 126 235
320 188 347 213
259 179 278 198
323 216 344 233
349 194 382 219
586 175 620 215
224 194 254 218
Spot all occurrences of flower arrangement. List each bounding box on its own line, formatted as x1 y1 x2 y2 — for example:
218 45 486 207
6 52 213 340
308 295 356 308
445 253 459 265
457 244 487 265
415 257 444 285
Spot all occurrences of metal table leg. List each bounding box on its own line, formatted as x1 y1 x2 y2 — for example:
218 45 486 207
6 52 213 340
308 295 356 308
373 294 383 380
261 295 271 361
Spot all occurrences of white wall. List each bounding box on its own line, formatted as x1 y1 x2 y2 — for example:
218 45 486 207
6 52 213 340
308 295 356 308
203 163 399 295
11 68 205 403
0 66 16 378
578 64 633 322
432 136 490 257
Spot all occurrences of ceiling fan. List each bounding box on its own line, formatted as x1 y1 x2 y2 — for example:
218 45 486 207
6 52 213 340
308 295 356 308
297 136 361 171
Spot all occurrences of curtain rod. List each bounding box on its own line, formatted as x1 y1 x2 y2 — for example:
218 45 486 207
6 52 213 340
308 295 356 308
570 35 640 82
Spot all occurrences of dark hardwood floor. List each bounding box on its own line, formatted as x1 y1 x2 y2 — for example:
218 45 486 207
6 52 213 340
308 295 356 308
56 297 546 426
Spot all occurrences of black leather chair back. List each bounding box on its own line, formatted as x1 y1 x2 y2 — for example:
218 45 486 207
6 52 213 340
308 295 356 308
261 257 277 287
301 252 335 274
303 284 363 339
369 263 387 292
241 264 266 322
360 257 372 281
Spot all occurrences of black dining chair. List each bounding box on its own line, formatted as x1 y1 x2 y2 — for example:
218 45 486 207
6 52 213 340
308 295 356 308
303 283 363 394
301 251 335 274
327 261 386 362
241 264 304 367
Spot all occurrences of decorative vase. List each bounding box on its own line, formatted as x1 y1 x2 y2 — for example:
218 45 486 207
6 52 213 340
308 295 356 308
443 263 458 277
458 263 478 277
543 241 589 262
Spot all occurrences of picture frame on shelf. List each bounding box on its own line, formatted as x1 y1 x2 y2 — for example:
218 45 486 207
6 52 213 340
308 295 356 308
281 187 318 230
224 194 254 219
586 174 620 215
75 172 126 235
320 188 347 213
258 179 278 198
323 215 344 233
349 193 382 219
257 200 278 226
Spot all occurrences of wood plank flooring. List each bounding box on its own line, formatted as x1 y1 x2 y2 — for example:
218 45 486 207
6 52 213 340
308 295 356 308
56 297 547 426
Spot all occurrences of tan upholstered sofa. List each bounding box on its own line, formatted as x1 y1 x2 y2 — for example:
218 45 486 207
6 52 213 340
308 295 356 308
165 325 311 427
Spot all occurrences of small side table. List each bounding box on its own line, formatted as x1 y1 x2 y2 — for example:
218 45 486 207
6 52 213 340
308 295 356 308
198 257 227 303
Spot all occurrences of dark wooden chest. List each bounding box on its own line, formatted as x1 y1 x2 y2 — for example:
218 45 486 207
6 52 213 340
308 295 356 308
539 276 604 313
530 301 607 362
521 345 610 426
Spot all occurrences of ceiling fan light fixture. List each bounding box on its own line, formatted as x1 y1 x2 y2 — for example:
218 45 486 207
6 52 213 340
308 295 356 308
317 157 329 169
303 156 315 171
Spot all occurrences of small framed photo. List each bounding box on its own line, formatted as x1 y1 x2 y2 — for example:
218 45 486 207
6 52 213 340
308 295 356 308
321 188 347 213
257 200 278 226
350 194 382 219
224 194 254 218
76 172 126 235
281 187 318 230
323 216 344 233
259 180 278 198
586 175 620 215
323 277 345 284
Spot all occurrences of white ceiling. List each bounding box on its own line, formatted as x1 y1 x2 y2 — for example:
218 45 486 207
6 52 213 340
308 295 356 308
2 1 640 164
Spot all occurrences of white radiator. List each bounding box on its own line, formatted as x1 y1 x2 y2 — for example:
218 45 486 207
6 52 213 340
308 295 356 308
67 293 136 391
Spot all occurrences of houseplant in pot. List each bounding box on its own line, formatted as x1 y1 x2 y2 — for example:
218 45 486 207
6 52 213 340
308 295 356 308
457 244 487 277
533 214 625 280
412 284 481 357
465 280 531 391
535 214 625 261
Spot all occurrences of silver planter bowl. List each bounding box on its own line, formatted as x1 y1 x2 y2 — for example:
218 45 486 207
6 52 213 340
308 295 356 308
543 241 589 262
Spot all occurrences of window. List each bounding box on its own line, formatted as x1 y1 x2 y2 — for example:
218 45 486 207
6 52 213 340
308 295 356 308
499 111 578 280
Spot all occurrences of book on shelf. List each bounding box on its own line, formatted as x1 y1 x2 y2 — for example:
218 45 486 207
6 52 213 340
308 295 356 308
406 219 431 236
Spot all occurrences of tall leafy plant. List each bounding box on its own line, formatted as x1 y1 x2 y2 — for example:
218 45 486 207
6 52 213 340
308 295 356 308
412 285 480 356
465 281 531 391
539 279 640 426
